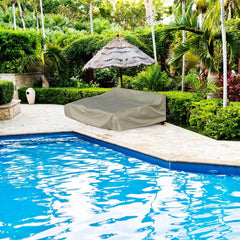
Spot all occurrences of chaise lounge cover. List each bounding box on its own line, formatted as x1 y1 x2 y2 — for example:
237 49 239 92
64 88 166 130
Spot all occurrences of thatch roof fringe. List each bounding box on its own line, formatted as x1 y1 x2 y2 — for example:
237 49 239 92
83 36 155 70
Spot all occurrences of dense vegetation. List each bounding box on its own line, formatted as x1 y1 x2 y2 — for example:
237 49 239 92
0 81 14 104
1 0 240 140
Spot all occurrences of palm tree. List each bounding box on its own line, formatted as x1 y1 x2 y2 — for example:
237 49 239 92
16 0 25 30
10 0 17 30
220 0 227 108
148 0 157 61
162 13 239 74
39 0 46 50
179 0 187 92
195 0 208 30
82 0 94 35
144 0 151 26
225 0 240 19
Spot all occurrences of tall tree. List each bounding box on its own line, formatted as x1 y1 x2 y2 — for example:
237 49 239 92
17 0 25 30
39 0 46 49
144 0 151 26
224 0 240 19
180 0 186 92
10 0 17 30
82 0 94 35
221 0 227 108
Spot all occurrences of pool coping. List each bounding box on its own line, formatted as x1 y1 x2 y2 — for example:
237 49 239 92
1 130 240 176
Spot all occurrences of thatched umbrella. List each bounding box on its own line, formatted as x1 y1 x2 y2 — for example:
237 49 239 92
83 35 156 88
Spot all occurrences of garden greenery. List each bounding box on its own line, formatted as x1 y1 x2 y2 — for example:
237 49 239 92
0 81 14 105
0 30 40 73
18 87 110 105
136 64 172 91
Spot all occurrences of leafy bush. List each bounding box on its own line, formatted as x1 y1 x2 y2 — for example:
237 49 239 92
0 80 14 105
136 64 172 91
189 99 223 130
160 91 196 126
0 30 40 73
121 75 144 90
219 73 240 101
18 87 110 105
93 68 118 87
204 103 240 140
190 99 240 140
185 70 217 100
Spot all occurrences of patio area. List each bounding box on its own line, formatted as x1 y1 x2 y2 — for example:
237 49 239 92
0 103 239 167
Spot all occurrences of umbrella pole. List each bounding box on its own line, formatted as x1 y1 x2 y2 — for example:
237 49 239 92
119 68 123 88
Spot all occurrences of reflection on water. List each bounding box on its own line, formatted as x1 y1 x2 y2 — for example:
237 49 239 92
0 134 240 239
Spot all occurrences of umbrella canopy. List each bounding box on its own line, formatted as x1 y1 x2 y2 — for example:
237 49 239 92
83 35 156 87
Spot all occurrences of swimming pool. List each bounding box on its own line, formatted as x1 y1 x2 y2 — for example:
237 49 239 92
1 132 240 239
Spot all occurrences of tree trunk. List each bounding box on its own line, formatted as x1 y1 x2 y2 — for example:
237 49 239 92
220 0 228 108
11 0 17 30
42 74 49 88
228 4 232 20
181 1 186 92
89 1 93 35
144 0 151 26
238 58 240 74
86 69 94 83
17 0 26 30
39 0 46 50
36 12 39 32
149 0 157 61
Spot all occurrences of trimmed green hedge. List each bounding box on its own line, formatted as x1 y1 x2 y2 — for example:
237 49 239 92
190 99 240 140
0 80 14 105
18 87 110 104
0 30 40 73
18 87 196 126
160 91 196 126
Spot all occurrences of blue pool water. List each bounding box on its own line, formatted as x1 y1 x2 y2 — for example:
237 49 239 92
1 132 240 239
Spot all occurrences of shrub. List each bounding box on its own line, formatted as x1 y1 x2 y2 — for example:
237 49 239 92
204 103 240 140
0 30 40 73
94 68 118 87
189 99 223 130
185 70 217 100
121 75 144 90
190 99 240 140
18 87 110 105
219 73 240 102
159 91 196 126
0 81 14 105
136 64 172 91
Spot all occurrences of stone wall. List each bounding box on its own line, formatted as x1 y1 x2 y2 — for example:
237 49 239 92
0 73 43 99
0 100 21 120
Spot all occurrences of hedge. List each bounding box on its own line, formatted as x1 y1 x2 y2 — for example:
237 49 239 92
18 87 110 104
0 29 40 73
160 91 196 126
0 81 14 105
190 99 240 140
18 87 196 126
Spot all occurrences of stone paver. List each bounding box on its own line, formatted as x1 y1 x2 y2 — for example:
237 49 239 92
0 104 239 167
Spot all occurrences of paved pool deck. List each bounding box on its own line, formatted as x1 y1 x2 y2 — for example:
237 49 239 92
0 104 239 167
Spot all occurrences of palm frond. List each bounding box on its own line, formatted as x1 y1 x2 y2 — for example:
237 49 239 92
45 46 68 72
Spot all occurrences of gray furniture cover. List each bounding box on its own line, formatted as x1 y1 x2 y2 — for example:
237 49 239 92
64 88 166 130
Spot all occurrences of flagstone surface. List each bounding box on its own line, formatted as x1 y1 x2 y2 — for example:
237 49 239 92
0 104 239 167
